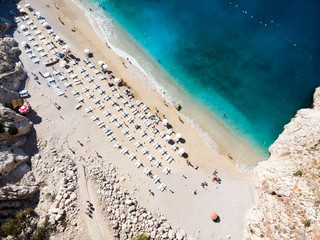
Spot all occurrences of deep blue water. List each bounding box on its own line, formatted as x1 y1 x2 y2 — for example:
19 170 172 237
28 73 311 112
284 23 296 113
92 0 320 154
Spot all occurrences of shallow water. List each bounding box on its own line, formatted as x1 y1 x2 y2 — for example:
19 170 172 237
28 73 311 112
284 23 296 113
76 0 320 167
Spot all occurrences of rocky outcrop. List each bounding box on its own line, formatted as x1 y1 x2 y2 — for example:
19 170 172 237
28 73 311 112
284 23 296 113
244 87 320 240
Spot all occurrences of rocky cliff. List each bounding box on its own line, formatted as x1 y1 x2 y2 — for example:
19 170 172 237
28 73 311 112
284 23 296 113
244 87 320 239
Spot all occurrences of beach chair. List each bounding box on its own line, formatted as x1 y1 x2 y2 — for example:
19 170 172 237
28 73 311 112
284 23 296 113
140 131 147 137
110 86 117 92
74 79 82 85
108 135 116 142
82 72 89 77
163 167 171 175
27 20 33 25
38 35 45 40
158 183 166 191
122 129 129 135
97 121 105 128
145 121 152 127
52 49 58 55
147 136 154 143
60 75 67 81
106 131 114 137
154 161 161 168
31 42 39 47
71 90 79 95
128 102 134 108
172 144 178 151
122 99 128 105
115 106 123 112
42 40 50 45
35 30 41 35
135 141 142 148
121 147 129 155
127 135 134 141
159 131 166 138
115 93 122 99
24 31 31 36
71 60 78 65
152 128 159 134
110 100 117 106
114 142 121 149
122 112 129 117
47 78 55 83
53 70 61 76
141 105 148 111
31 25 37 30
70 74 78 79
139 113 145 119
135 100 142 106
36 47 44 52
166 129 173 135
110 116 117 122
103 127 111 133
76 97 84 103
135 160 143 168
153 142 160 149
28 53 36 59
28 36 35 41
99 89 105 95
103 95 111 101
82 87 89 92
165 155 174 163
103 111 111 116
98 104 105 110
33 58 40 64
132 109 139 115
153 175 160 183
141 148 148 155
115 122 122 128
99 75 106 80
143 167 151 175
78 66 85 73
66 68 73 74
91 115 99 121
147 155 155 161
88 63 95 68
160 149 167 155
94 69 100 74
85 107 93 113
93 98 100 104
86 92 94 99
129 153 136 160
86 77 93 83
127 117 134 124
75 104 82 110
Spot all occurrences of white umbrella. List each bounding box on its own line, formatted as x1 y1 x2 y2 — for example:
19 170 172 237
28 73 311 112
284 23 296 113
54 36 60 42
42 22 48 27
84 49 89 53
60 60 67 67
98 60 104 66
17 5 21 10
162 119 168 126
176 133 182 140
20 25 27 31
35 11 41 16
25 3 31 8
21 41 27 46
165 135 171 142
178 148 185 156
19 8 25 13
114 78 120 84
102 64 108 69
64 45 70 50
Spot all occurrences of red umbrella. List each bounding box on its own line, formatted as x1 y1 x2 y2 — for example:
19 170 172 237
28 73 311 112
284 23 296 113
19 104 29 114
209 211 218 221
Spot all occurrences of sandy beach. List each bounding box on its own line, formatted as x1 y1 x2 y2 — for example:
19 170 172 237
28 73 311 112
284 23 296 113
6 0 256 239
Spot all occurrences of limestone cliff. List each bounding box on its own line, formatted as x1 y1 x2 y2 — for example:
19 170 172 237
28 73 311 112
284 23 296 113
244 87 320 239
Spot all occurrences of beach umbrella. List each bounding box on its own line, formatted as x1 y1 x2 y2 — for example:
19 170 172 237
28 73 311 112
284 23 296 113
19 104 29 114
178 148 185 156
20 25 27 31
35 11 41 16
21 41 27 47
63 45 70 50
84 49 89 54
162 119 168 126
19 8 25 13
209 211 218 221
25 3 31 8
102 64 108 69
165 135 171 142
42 22 48 27
114 78 120 84
98 60 104 66
60 60 67 67
54 36 60 42
174 133 182 142
17 5 21 10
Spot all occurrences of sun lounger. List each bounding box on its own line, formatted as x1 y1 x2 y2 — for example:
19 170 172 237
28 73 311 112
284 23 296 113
141 148 148 155
36 47 44 52
122 129 129 135
86 92 94 98
110 86 116 92
31 42 39 47
160 149 167 155
110 100 117 106
97 121 105 128
64 82 72 88
93 98 100 104
127 135 134 141
42 40 50 45
27 20 33 25
115 122 122 128
147 155 155 161
71 90 79 95
114 142 121 149
128 153 136 160
106 130 113 136
103 127 111 133
115 93 122 99
28 36 35 41
91 115 99 121
172 144 178 151
82 87 89 92
86 77 93 83
88 63 95 68
135 100 142 106
51 49 58 55
132 109 139 115
78 66 85 73
110 116 117 122
76 97 84 103
94 69 100 74
146 112 153 119
135 141 142 148
48 45 55 50
153 143 160 149
43 72 51 78
26 49 32 54
121 99 128 105
158 183 166 191
99 75 106 80
154 161 161 168
165 155 174 163
53 70 61 75
115 106 123 112
147 136 154 143
140 131 147 137
28 53 36 59
47 78 55 83
22 16 29 21
93 83 100 89
13 18 20 23
135 160 143 168
108 135 116 142
85 107 93 113
152 128 158 134
127 117 134 124
153 175 160 183
33 58 40 64
166 129 173 135
122 112 129 117
82 72 89 77
139 113 145 119
98 104 105 110
31 25 37 30
99 89 105 95
83 59 91 64
47 29 54 34
143 168 151 175
163 167 170 175
103 111 111 116
121 147 129 155
141 105 148 111
75 104 82 110
59 75 67 81
38 35 45 40
145 120 152 127
35 30 41 35
159 131 166 138
71 60 78 65
23 31 31 36
74 80 82 85
70 74 78 79
66 68 73 73
57 91 64 96
128 102 134 108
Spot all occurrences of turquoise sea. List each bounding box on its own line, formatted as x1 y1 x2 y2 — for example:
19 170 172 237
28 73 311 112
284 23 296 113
75 0 320 169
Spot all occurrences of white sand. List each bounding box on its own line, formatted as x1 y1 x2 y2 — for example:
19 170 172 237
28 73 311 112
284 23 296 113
11 0 256 239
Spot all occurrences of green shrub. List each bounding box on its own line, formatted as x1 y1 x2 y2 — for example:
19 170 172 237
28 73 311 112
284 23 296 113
293 170 303 177
0 218 22 237
58 214 67 229
303 220 311 227
0 123 4 133
31 219 56 240
132 232 150 240
8 125 18 135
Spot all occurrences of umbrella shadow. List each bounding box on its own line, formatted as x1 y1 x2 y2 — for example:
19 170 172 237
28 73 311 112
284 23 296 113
213 216 221 223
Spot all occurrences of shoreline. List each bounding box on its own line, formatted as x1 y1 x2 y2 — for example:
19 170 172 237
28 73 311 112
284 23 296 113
10 0 256 238
71 0 267 172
